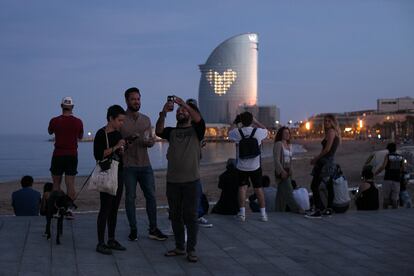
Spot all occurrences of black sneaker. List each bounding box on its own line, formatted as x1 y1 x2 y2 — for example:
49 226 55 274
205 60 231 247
304 210 322 219
96 243 112 255
128 229 137 241
148 228 168 241
107 239 126 251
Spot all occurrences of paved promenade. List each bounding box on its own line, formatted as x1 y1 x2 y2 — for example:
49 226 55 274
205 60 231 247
0 209 413 276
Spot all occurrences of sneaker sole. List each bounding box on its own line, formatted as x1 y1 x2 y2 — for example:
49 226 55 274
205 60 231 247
148 235 167 241
304 215 322 219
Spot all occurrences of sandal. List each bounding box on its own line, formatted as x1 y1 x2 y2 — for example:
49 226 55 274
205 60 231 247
164 248 186 257
187 251 198 263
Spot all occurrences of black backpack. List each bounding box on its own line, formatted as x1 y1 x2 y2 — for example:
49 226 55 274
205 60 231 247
238 128 261 159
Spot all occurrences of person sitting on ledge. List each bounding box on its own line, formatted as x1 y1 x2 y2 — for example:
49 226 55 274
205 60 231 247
356 166 379 211
211 159 240 215
12 175 41 216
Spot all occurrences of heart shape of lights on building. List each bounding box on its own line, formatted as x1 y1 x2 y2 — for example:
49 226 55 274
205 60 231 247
205 69 237 95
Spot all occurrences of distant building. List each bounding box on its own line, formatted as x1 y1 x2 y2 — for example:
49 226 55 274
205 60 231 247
377 97 414 113
198 33 259 124
258 105 280 129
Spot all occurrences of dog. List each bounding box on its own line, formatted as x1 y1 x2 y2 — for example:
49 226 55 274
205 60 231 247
44 190 76 245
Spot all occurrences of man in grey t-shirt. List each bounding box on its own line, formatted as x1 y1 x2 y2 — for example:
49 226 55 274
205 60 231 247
155 96 205 263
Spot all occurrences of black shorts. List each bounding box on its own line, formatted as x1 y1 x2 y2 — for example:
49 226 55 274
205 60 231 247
237 167 263 188
50 155 78 176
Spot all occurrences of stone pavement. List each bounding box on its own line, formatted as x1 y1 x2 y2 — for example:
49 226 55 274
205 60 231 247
0 209 413 276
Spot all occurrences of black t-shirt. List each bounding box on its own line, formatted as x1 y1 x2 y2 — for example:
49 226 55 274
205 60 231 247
384 153 403 182
93 127 123 167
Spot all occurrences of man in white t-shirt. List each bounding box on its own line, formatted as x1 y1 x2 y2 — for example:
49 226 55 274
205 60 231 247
228 112 269 222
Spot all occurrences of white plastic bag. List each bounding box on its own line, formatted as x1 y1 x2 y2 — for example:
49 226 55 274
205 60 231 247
293 188 310 211
333 176 351 206
87 160 119 196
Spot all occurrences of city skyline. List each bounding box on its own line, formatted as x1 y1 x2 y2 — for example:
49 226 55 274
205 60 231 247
0 1 413 134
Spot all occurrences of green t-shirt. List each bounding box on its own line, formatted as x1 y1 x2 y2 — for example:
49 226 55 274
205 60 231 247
160 119 205 183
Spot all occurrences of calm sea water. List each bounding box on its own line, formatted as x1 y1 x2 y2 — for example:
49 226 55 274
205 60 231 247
0 134 306 182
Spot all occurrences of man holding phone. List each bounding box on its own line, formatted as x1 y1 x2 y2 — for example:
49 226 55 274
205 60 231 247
120 87 167 242
155 95 206 262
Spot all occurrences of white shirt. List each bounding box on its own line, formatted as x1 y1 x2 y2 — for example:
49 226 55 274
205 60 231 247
228 126 268 171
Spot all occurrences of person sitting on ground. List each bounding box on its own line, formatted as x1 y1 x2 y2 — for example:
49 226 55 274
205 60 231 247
375 142 404 209
40 182 53 216
355 166 379 210
12 175 41 216
211 159 240 215
249 175 277 212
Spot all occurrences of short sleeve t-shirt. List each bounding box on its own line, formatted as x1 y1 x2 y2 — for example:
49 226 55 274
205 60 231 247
159 119 206 183
48 115 83 156
228 126 268 171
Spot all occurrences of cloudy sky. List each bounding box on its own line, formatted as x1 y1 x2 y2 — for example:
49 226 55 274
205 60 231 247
0 0 413 134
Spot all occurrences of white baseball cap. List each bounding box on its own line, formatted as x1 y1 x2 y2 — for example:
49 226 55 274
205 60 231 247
61 97 74 106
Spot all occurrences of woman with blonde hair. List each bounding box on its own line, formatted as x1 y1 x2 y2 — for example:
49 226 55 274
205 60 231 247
305 114 341 218
273 127 303 213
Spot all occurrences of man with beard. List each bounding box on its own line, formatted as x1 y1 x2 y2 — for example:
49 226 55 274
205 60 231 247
120 87 167 241
155 96 205 263
48 97 83 219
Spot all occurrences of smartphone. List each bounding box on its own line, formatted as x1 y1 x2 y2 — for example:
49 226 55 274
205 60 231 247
167 95 175 111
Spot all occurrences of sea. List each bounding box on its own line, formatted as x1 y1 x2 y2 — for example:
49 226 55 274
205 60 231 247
0 134 306 183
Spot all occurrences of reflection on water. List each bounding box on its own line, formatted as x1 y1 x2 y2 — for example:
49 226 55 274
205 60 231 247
0 134 306 182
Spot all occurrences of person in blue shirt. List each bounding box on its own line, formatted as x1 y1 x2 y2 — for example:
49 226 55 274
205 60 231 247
12 175 41 216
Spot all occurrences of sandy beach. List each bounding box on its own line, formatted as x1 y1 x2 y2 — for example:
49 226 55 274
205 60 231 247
1 139 412 215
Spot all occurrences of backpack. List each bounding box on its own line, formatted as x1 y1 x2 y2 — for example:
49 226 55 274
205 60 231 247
238 128 261 159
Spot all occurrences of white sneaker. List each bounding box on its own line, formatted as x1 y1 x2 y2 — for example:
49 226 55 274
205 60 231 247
198 217 213 228
236 214 246 222
260 214 268 222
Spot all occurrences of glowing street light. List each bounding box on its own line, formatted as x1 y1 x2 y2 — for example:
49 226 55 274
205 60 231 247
359 120 363 128
305 122 311 130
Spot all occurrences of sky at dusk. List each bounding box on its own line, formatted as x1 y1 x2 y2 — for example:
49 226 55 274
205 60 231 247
1 0 413 134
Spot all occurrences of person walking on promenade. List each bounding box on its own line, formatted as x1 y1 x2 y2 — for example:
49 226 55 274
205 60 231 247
273 127 303 213
94 105 127 255
228 111 269 222
12 175 41 216
156 96 206 262
48 97 83 218
120 87 167 241
375 142 404 209
305 114 341 218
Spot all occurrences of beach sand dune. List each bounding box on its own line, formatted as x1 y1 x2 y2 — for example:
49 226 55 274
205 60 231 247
1 139 412 215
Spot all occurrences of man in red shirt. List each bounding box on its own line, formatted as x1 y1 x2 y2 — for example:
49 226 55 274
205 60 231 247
48 97 83 203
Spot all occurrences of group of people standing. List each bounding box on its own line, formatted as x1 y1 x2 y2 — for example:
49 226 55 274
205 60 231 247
22 90 406 262
48 88 206 262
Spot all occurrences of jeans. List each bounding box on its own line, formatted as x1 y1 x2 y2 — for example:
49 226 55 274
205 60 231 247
167 181 198 252
400 190 412 208
124 166 157 231
196 180 204 218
